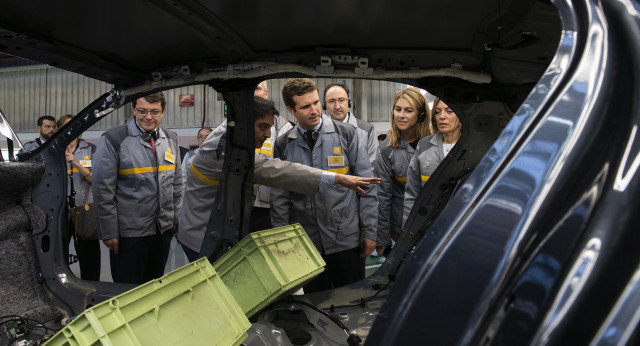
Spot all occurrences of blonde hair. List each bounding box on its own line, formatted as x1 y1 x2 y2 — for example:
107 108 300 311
57 114 82 141
386 88 432 148
57 114 74 129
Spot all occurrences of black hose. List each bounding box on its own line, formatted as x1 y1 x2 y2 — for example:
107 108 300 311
323 279 391 311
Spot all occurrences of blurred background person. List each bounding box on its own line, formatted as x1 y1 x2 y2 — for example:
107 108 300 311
375 88 431 255
17 115 57 162
181 127 212 190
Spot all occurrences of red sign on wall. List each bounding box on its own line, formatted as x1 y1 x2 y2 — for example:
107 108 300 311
179 94 195 107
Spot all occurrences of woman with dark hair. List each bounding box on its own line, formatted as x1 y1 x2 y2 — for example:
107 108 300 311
374 88 432 254
402 97 462 226
59 114 101 281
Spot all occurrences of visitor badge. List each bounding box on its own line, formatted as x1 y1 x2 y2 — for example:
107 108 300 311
327 156 344 166
80 160 91 168
165 149 175 164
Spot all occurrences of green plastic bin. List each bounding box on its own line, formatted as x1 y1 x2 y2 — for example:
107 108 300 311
45 258 250 346
213 224 325 317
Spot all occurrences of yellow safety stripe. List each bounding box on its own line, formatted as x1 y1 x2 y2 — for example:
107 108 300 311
255 148 273 156
326 167 349 174
421 175 430 182
118 165 175 175
394 175 407 183
191 163 219 186
67 168 80 174
253 184 258 188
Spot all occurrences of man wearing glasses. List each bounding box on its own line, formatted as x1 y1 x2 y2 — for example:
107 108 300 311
323 83 378 166
93 92 182 284
181 127 213 190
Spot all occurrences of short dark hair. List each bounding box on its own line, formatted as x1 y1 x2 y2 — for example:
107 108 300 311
37 115 56 127
323 83 350 100
282 78 318 109
132 92 166 110
254 96 279 120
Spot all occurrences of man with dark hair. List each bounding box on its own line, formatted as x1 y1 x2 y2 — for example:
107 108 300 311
323 83 378 166
178 96 379 262
93 92 183 284
272 78 378 293
252 80 295 233
17 115 57 161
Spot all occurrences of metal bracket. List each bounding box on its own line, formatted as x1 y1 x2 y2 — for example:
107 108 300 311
355 57 373 76
316 56 335 74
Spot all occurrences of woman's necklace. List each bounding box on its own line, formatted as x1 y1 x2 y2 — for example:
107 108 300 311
443 142 455 155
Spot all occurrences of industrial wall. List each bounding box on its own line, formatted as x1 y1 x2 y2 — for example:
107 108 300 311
1 65 425 138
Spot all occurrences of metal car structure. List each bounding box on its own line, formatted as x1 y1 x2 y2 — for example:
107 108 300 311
0 0 639 344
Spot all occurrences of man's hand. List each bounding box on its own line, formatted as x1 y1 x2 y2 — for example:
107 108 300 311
172 224 179 237
375 245 387 256
360 238 376 257
104 238 119 255
334 174 381 195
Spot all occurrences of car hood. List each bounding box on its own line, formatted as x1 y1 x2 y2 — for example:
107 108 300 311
0 0 559 90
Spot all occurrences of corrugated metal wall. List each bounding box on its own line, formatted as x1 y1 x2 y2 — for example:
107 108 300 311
161 84 225 129
0 66 127 132
1 66 427 133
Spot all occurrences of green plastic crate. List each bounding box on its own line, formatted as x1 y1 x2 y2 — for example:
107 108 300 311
213 224 325 317
45 258 250 346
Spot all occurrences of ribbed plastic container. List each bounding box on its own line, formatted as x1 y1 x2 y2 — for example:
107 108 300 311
213 224 325 317
45 258 250 346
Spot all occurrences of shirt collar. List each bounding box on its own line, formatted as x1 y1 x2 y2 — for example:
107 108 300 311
134 120 158 136
299 117 323 133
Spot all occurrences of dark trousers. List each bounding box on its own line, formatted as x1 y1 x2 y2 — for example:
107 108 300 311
75 237 101 281
109 230 172 284
67 220 101 281
250 207 273 234
304 247 364 294
180 241 201 263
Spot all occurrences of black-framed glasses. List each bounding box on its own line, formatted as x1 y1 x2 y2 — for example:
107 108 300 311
326 98 348 106
135 108 162 116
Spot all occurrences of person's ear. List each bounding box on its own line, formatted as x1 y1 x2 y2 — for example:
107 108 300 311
286 106 295 116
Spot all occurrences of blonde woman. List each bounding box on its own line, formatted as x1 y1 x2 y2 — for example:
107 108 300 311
374 88 432 254
403 97 462 226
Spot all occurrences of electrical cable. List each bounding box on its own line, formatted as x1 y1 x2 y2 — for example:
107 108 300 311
287 298 349 330
322 279 392 312
0 316 58 334
285 298 362 345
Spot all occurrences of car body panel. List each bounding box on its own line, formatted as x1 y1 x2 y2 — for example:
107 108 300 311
1 0 640 345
